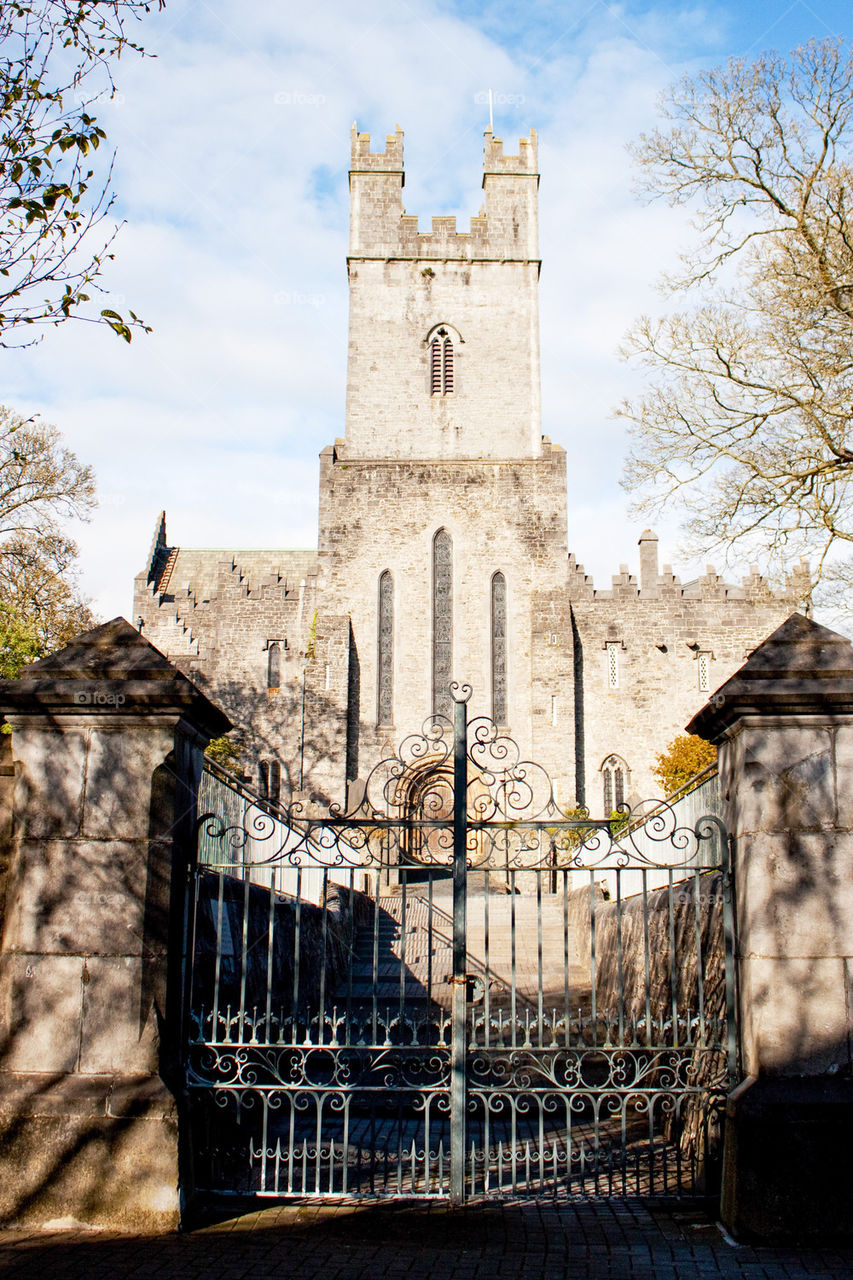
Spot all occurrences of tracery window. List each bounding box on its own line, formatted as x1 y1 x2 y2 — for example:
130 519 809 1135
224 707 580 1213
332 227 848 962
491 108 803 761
602 754 628 814
259 759 281 804
491 571 507 724
430 329 454 395
378 570 393 726
432 529 453 718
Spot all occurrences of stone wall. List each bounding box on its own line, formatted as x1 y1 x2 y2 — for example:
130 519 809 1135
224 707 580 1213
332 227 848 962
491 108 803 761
191 873 373 1026
593 873 724 1031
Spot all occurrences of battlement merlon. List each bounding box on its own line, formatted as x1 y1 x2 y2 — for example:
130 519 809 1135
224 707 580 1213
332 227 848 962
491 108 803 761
482 127 539 179
349 124 540 262
350 122 405 174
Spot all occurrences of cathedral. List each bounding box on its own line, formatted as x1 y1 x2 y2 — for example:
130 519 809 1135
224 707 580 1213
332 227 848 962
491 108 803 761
134 124 805 815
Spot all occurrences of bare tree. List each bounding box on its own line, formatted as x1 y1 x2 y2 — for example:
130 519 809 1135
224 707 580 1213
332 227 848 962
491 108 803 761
0 406 96 675
0 0 161 345
620 39 853 595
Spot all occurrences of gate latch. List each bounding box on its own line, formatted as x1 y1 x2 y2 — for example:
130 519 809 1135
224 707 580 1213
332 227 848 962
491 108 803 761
465 973 485 1004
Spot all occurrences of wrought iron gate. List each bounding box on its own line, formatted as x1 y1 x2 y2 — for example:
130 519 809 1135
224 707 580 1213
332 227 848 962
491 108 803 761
183 686 737 1202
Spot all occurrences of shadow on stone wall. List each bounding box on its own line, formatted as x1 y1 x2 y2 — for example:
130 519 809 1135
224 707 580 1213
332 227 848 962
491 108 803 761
593 873 726 1192
187 674 349 811
0 730 188 1230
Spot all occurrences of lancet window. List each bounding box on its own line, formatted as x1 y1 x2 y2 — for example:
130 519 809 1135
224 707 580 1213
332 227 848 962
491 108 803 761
378 570 393 726
491 571 507 724
267 642 281 690
432 529 453 718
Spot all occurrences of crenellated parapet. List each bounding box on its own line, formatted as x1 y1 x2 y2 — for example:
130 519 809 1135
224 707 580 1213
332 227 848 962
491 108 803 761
348 123 539 262
564 533 809 608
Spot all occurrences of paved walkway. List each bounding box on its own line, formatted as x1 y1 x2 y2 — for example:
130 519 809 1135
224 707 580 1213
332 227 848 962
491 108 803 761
0 1200 852 1279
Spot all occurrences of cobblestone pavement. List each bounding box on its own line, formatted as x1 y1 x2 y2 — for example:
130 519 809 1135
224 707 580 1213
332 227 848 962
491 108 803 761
0 1200 851 1279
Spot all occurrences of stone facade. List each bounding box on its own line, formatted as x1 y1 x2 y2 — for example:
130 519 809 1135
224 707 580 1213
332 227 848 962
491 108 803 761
134 125 806 815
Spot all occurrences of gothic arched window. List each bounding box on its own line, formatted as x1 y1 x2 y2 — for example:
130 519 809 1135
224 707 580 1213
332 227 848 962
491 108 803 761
378 570 393 726
430 329 454 395
267 642 281 690
601 754 629 815
269 760 281 805
491 571 507 724
433 529 453 718
258 760 270 799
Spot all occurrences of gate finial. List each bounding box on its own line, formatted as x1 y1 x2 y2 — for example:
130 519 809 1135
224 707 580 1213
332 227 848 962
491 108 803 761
450 681 472 703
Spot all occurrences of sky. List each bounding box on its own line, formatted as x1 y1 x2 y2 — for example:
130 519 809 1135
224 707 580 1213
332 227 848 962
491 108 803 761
3 0 850 621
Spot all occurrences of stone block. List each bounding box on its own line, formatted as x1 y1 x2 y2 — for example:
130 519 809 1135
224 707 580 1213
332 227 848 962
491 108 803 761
12 728 88 839
83 725 175 840
737 955 849 1076
3 839 147 956
735 830 853 959
0 1073 179 1230
732 725 833 834
0 954 82 1073
722 1075 853 1241
834 723 853 829
79 957 160 1075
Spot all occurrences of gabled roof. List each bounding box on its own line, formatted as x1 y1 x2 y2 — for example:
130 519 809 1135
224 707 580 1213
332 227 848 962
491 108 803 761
687 612 853 741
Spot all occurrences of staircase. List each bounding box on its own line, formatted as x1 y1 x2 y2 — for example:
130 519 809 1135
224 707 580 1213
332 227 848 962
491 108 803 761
336 889 590 1014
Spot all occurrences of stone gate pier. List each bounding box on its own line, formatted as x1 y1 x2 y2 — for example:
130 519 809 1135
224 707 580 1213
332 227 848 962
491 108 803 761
0 619 229 1230
690 613 853 1242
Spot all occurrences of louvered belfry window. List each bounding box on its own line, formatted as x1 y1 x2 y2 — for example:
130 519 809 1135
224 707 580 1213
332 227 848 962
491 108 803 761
430 329 454 395
432 529 453 718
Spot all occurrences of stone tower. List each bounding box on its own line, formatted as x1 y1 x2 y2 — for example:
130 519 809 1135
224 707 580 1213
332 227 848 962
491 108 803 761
319 124 572 798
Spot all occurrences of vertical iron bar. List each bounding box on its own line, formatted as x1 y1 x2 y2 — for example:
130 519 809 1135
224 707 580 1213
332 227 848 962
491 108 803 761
399 871 407 1029
372 867 381 1045
293 867 302 1039
212 872 225 1034
722 830 739 1081
484 869 490 1049
667 870 678 1047
450 691 468 1206
615 868 624 1047
642 870 651 1045
510 869 518 1047
589 871 597 1046
536 869 544 1046
319 870 329 1045
265 863 276 1035
346 870 354 1048
562 870 570 1047
238 861 250 1037
693 867 706 1043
